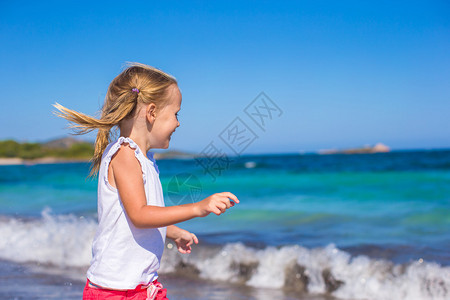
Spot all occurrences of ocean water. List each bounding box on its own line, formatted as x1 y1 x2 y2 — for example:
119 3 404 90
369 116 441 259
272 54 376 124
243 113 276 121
0 150 449 300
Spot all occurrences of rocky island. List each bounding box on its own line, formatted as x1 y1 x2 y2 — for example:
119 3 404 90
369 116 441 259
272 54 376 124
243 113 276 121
318 143 391 155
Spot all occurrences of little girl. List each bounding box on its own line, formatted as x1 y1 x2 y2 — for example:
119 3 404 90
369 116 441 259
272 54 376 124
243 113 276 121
54 63 239 300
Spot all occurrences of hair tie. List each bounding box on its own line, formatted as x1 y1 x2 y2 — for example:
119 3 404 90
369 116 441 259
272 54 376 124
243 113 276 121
131 88 140 94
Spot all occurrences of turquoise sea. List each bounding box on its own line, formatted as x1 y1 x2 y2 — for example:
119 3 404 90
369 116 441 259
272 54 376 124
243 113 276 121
0 150 449 299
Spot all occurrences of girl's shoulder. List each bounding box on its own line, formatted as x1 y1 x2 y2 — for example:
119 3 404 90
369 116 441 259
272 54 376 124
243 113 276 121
103 136 141 156
101 137 155 185
102 137 148 164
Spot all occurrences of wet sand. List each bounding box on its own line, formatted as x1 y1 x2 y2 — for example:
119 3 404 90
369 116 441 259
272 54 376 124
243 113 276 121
0 260 334 300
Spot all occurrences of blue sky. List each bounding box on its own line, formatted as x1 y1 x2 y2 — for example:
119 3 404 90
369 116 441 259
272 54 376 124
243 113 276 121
0 0 449 154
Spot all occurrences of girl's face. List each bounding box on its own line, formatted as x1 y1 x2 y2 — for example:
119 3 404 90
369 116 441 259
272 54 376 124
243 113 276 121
149 84 181 149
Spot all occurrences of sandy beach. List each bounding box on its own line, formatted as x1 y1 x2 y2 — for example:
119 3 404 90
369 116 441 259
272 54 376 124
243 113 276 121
0 152 176 166
0 157 89 166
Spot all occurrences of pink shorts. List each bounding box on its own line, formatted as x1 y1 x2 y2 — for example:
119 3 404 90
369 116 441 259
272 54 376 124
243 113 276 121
83 279 168 300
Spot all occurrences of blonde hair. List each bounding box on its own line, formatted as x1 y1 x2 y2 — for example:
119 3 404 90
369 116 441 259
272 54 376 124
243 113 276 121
54 62 177 177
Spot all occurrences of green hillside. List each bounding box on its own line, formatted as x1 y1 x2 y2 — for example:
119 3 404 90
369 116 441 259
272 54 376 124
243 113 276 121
0 138 94 160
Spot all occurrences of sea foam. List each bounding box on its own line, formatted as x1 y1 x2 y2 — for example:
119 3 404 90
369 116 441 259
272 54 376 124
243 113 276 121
0 211 448 300
161 242 450 300
0 208 95 268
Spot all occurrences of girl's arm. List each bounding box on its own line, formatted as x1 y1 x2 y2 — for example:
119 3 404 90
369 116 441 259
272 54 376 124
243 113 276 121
167 225 198 254
166 225 187 239
112 146 239 229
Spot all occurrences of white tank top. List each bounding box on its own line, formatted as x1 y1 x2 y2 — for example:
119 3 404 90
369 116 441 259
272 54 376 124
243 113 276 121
87 137 166 289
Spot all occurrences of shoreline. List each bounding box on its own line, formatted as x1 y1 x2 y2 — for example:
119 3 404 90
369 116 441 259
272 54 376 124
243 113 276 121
2 148 449 166
0 157 90 166
0 153 190 166
0 259 329 300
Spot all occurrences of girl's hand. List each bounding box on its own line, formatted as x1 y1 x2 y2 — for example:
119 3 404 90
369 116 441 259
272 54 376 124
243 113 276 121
194 192 239 217
172 228 198 254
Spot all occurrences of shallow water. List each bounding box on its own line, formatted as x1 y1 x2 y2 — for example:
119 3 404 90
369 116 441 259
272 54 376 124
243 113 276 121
0 150 449 299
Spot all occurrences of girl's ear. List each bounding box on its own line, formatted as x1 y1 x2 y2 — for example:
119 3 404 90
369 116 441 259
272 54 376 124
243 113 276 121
146 103 157 124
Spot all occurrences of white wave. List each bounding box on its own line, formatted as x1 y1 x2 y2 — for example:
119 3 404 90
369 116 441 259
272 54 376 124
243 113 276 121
0 208 95 268
161 243 450 300
245 161 257 168
1 212 448 300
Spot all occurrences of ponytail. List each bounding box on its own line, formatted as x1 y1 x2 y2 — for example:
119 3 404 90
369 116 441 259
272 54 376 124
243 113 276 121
53 63 177 177
92 128 110 176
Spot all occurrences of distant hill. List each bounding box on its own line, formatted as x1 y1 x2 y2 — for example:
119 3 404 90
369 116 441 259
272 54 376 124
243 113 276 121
154 150 195 160
0 137 94 161
43 137 91 149
0 137 193 163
